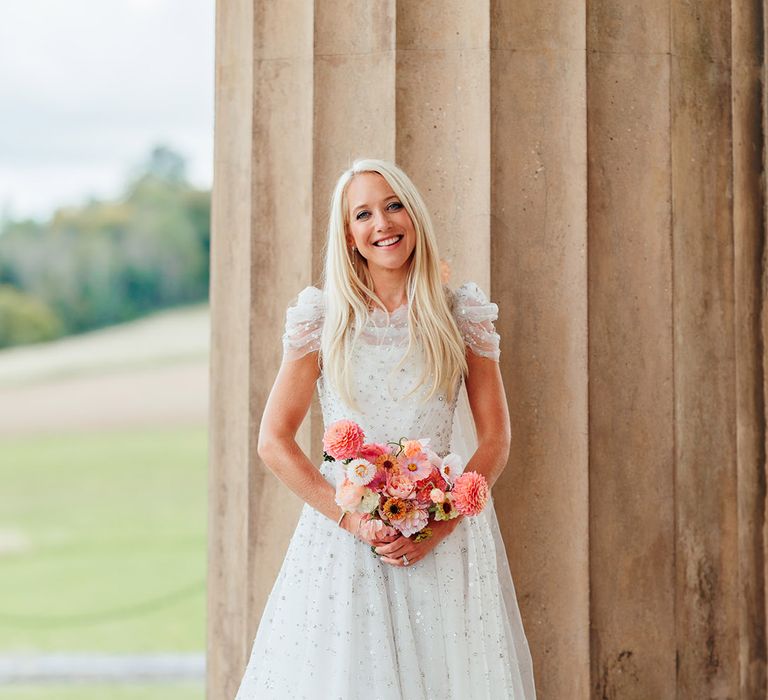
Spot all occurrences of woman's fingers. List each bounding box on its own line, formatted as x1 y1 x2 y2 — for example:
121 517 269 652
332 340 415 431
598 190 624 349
382 542 410 558
374 535 409 556
371 534 399 547
379 553 417 567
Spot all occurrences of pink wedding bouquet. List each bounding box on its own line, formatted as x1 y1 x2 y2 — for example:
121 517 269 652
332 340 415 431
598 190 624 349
323 418 490 549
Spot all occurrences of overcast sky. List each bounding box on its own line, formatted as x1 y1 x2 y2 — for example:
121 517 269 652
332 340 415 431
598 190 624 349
0 0 215 221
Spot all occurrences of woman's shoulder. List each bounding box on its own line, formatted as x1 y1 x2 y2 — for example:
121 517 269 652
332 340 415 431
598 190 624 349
291 284 324 307
446 280 498 317
445 280 501 361
281 284 325 361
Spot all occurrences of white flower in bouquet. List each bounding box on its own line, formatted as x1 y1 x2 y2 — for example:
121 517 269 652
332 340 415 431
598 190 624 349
439 452 464 486
345 458 377 486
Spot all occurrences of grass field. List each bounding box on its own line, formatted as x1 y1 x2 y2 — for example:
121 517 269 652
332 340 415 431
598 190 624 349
0 426 207 653
0 682 203 700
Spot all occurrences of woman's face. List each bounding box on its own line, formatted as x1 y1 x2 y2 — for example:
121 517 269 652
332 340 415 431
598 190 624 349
345 172 417 273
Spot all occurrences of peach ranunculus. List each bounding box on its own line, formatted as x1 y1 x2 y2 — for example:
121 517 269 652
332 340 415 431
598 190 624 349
323 419 365 461
335 477 366 511
451 471 489 516
429 488 446 504
358 514 398 541
384 471 416 499
393 503 430 537
402 438 430 457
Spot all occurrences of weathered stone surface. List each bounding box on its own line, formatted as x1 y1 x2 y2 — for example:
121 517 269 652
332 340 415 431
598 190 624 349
209 1 767 698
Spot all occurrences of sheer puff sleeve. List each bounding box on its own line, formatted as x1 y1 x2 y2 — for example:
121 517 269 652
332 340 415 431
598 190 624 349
281 285 324 362
451 281 501 362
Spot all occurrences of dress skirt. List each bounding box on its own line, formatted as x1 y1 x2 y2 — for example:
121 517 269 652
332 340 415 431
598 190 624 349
234 460 535 700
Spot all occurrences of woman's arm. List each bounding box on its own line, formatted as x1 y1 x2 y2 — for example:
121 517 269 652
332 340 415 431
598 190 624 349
257 351 350 529
462 349 512 489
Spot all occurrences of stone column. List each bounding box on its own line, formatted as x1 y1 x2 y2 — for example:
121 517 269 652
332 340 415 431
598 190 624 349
207 1 314 698
587 0 766 698
491 2 591 698
586 3 676 698
733 2 767 697
209 1 767 698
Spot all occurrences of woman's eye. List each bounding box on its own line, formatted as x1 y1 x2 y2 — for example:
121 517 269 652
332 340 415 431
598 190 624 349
355 202 400 220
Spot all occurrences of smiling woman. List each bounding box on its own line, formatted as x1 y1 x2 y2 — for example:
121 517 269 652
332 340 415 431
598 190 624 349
233 158 536 699
345 174 417 311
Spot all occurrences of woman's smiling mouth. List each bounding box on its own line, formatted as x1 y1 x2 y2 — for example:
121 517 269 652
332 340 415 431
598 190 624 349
373 234 404 248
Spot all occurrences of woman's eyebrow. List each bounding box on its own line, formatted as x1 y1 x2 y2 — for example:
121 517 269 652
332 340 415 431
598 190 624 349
351 195 399 214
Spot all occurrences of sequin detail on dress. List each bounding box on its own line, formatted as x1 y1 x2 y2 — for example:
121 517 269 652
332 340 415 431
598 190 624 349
282 281 501 363
235 282 535 700
449 281 501 362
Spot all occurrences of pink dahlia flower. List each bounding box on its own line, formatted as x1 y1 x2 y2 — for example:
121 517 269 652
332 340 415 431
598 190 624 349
323 419 365 460
451 471 489 516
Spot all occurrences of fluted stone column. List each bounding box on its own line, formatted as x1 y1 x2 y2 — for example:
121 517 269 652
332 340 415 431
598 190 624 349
208 1 315 697
586 4 676 698
587 2 766 698
209 1 767 698
733 2 767 697
491 2 591 698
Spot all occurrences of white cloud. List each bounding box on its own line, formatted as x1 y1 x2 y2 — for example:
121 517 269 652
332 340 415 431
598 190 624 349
0 0 215 220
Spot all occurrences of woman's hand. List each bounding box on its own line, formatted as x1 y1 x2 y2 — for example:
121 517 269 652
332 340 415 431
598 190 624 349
374 516 464 567
343 512 400 548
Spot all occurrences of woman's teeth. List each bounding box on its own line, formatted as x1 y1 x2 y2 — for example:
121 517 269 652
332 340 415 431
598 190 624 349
374 235 403 247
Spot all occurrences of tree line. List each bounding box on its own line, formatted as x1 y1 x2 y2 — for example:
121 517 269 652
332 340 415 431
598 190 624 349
0 146 210 349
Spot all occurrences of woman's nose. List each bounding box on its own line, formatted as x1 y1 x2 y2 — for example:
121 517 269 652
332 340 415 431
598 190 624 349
374 208 392 231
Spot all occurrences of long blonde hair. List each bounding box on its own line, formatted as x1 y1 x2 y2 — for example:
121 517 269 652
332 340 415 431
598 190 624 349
319 158 468 412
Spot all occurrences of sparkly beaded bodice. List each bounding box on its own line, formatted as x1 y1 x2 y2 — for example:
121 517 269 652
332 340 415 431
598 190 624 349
317 305 460 456
281 282 502 457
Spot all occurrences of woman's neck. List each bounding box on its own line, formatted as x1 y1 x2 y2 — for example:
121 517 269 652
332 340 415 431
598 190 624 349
368 266 409 313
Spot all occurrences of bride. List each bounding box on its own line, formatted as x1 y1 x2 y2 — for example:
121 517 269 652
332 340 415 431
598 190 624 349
234 158 536 699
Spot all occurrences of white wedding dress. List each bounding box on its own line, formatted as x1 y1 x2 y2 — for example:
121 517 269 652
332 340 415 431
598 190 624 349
234 282 536 700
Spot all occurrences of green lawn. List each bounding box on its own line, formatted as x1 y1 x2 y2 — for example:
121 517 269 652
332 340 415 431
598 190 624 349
0 427 207 653
0 683 203 700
